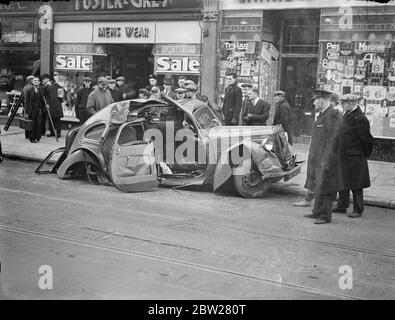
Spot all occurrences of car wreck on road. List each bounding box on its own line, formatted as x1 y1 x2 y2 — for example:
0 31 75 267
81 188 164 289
36 96 301 198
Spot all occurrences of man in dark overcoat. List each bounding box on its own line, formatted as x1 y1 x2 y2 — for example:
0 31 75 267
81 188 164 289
41 74 64 138
222 73 242 125
333 94 373 218
273 90 293 145
25 77 45 143
115 76 137 102
304 89 343 224
75 77 93 125
242 88 271 126
22 75 34 139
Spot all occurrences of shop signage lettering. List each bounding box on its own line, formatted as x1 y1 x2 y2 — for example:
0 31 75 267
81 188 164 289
155 56 200 74
358 42 386 52
97 26 149 38
75 0 168 10
155 44 200 55
224 42 249 51
353 23 395 32
55 55 92 71
221 25 262 32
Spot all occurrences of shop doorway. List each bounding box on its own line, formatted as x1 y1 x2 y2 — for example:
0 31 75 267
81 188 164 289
281 57 317 137
92 44 154 89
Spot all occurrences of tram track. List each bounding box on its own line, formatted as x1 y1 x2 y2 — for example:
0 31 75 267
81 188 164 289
1 186 394 259
0 224 366 300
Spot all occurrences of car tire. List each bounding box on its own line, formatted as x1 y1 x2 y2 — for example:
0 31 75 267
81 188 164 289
233 159 271 198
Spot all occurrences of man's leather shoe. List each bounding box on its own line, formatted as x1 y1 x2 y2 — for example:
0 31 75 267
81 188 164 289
293 199 313 207
348 212 362 218
314 218 331 224
333 207 347 213
304 213 319 219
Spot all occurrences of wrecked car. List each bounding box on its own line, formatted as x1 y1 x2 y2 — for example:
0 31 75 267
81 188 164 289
36 95 301 198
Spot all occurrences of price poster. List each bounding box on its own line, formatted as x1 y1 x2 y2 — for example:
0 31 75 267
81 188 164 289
363 86 387 101
365 104 382 115
372 58 385 74
388 107 395 117
240 62 251 76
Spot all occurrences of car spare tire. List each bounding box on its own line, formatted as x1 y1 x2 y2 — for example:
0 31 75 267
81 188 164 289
233 159 271 198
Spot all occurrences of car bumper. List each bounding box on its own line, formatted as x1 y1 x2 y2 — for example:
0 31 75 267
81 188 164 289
261 164 301 181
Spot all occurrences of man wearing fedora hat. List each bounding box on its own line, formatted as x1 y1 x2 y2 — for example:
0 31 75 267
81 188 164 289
304 89 343 224
163 77 177 100
333 94 373 218
75 76 93 124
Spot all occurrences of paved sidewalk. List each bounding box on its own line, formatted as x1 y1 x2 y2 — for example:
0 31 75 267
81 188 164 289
1 124 394 209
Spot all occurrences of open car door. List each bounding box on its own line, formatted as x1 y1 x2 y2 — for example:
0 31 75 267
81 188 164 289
109 122 157 192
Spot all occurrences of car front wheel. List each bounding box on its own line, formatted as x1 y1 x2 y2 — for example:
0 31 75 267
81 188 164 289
233 159 271 198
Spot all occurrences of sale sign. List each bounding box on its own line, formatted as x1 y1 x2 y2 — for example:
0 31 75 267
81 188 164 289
362 86 387 101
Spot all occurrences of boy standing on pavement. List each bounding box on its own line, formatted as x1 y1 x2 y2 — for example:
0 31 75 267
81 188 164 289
332 94 374 218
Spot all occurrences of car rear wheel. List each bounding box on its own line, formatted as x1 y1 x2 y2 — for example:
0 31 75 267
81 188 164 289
233 159 271 198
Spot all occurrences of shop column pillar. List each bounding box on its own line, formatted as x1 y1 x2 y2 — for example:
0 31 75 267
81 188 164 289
200 0 219 103
40 28 53 75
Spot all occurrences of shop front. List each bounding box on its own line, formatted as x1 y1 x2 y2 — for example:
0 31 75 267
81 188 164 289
49 0 203 119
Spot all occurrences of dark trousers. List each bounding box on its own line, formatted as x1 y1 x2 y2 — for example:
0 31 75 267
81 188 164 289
41 108 47 135
76 107 87 125
0 139 3 162
49 117 62 136
224 110 235 126
337 189 364 214
312 192 336 222
29 108 42 142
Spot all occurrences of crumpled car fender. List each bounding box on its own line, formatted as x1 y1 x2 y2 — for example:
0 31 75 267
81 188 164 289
213 140 282 191
57 148 101 179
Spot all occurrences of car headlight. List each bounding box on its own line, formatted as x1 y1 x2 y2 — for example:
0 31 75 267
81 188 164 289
261 137 273 151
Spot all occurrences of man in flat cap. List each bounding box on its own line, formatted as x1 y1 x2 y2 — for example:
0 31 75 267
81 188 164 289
115 76 137 102
75 76 93 124
174 87 187 101
146 74 158 92
333 94 373 218
273 90 293 145
239 82 252 125
86 77 114 117
304 89 343 224
108 79 118 102
223 72 242 125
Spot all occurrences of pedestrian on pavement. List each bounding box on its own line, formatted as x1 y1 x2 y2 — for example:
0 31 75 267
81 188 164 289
163 78 177 100
185 83 200 101
115 76 137 102
222 72 242 125
333 94 374 218
273 90 293 145
75 77 93 125
174 87 187 101
146 74 158 92
239 83 252 125
41 74 64 138
22 75 34 139
304 89 343 224
108 79 118 102
25 77 45 143
241 88 271 126
86 77 114 117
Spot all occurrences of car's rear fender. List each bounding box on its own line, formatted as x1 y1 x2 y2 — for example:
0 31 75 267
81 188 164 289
213 140 282 191
57 148 102 179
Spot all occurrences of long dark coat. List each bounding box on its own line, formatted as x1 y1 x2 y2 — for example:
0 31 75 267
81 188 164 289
222 83 242 125
273 99 292 144
305 106 343 195
340 106 373 190
43 83 64 118
242 99 271 126
116 83 137 102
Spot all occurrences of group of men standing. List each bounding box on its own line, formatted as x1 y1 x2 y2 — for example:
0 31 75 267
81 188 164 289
22 74 64 143
298 89 374 224
222 72 293 144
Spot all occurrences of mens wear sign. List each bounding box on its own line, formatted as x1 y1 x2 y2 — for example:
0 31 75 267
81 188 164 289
55 54 93 71
155 55 201 74
93 22 155 43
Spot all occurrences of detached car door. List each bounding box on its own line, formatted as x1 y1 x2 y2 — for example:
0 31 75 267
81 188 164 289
109 122 157 192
